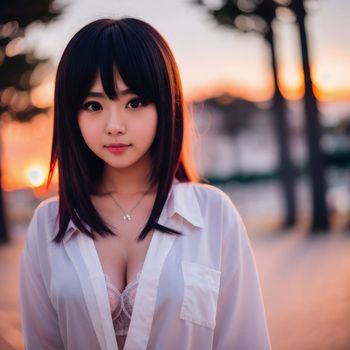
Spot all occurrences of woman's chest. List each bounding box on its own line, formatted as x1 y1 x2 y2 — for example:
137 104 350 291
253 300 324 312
52 218 221 299
48 226 224 350
93 229 154 291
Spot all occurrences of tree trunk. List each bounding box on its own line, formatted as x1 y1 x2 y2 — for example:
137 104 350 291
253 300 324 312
293 0 329 231
0 172 9 244
0 125 9 243
266 26 297 228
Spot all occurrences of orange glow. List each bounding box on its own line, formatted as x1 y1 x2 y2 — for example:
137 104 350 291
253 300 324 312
30 81 55 108
275 60 350 102
1 58 349 192
2 164 58 192
312 57 350 101
1 112 57 192
314 86 350 101
27 165 46 187
188 62 350 103
278 64 305 100
187 81 274 103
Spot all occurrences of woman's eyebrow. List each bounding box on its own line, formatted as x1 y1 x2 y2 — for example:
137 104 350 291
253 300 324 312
86 89 133 98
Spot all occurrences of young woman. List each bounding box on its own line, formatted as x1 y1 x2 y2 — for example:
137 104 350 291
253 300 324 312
20 18 271 350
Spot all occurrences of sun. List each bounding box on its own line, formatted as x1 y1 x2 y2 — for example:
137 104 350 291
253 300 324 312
27 166 46 187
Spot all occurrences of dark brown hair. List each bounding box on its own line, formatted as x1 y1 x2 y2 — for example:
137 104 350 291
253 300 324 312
47 17 200 243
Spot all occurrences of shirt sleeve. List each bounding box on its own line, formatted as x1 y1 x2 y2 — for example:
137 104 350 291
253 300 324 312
19 208 65 350
213 198 271 350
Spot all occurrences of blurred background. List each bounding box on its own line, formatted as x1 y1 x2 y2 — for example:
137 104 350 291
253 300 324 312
0 0 349 349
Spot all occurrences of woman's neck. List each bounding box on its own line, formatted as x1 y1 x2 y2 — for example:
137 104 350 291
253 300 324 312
97 155 156 196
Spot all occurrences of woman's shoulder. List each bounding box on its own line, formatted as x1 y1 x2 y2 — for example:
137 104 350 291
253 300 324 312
34 195 60 219
28 196 60 236
175 181 242 226
177 181 235 210
22 196 61 255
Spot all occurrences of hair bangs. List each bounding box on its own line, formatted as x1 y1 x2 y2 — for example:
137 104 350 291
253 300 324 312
84 21 160 105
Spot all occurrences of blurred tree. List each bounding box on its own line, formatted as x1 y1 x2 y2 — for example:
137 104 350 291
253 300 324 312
286 0 329 230
205 94 259 134
0 0 63 243
193 0 297 228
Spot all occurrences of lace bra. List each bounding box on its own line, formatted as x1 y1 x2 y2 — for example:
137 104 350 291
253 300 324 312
104 270 141 336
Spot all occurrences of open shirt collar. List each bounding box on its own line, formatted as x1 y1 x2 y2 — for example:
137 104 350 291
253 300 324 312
63 179 204 244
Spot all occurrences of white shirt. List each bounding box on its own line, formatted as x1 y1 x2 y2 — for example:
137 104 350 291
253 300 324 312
20 181 271 350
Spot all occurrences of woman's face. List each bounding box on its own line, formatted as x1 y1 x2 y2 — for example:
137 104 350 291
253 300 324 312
77 73 158 174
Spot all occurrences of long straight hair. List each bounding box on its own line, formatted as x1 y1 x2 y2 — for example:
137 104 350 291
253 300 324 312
47 18 200 243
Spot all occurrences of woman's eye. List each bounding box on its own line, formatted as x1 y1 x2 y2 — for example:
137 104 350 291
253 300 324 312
126 98 147 110
82 101 102 112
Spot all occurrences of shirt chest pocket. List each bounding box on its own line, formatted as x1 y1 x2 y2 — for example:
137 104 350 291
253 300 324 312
180 260 221 329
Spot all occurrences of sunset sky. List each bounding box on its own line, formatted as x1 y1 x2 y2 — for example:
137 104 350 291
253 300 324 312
2 0 350 191
23 0 350 101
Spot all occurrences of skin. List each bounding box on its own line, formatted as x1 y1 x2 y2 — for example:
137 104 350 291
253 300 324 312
77 72 158 195
77 72 159 349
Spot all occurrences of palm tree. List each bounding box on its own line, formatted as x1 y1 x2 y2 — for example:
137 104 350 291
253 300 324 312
287 0 329 230
193 0 297 228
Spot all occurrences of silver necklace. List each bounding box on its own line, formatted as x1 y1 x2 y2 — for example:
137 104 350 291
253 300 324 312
106 187 149 221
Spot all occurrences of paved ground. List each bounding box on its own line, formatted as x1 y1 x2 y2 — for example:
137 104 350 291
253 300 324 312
0 235 24 350
254 227 350 350
1 223 350 349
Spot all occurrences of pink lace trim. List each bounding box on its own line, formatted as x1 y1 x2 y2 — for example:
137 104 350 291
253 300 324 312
104 270 141 336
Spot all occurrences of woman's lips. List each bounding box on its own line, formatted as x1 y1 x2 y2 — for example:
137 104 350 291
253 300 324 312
105 144 130 154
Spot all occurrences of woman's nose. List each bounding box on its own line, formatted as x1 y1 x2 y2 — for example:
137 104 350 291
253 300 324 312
105 110 126 135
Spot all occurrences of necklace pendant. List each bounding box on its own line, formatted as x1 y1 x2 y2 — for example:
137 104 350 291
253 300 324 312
123 213 131 221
